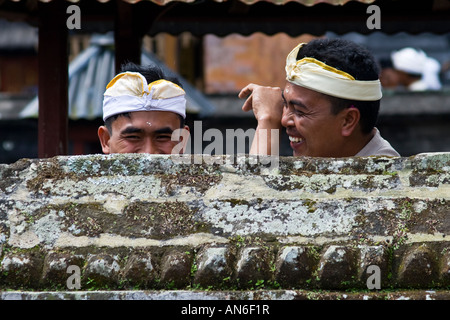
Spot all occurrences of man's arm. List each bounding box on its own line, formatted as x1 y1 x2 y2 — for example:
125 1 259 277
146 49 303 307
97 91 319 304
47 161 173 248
238 83 283 155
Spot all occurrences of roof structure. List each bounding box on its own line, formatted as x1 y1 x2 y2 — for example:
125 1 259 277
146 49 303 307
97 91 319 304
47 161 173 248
0 19 37 52
2 0 449 36
19 33 215 120
1 0 376 6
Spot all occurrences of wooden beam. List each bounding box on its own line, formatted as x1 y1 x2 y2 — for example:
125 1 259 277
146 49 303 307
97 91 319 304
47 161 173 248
38 1 68 158
114 0 142 73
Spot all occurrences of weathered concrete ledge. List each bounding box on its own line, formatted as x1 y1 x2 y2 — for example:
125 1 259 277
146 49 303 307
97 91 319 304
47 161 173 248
1 153 449 299
2 289 450 300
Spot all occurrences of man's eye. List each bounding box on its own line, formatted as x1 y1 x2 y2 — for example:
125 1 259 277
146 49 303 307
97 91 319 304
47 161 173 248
156 135 172 141
124 135 140 140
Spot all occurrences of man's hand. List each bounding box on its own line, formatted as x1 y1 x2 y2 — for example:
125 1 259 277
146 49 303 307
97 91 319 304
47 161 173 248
238 83 283 155
238 83 284 127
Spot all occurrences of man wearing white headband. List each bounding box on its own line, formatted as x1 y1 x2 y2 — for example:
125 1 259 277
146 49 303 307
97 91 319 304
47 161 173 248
380 47 442 92
98 63 190 154
239 38 399 158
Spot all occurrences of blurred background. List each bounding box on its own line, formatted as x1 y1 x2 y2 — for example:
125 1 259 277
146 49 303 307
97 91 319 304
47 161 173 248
1 0 449 163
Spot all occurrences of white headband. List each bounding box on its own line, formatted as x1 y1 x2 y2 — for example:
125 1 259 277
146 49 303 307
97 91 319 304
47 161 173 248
286 43 383 101
103 72 186 121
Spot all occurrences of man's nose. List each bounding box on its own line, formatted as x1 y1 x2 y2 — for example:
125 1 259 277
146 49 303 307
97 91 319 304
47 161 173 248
140 140 158 154
281 107 294 128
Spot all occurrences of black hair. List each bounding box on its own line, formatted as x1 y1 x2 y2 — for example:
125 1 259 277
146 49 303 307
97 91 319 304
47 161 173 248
104 62 185 132
378 57 393 69
120 62 183 87
296 38 380 134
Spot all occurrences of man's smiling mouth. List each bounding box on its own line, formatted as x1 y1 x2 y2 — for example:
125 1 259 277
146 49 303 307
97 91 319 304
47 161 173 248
289 136 304 143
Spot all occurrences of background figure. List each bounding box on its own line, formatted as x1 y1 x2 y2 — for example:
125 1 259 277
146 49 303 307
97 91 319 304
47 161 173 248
380 47 442 91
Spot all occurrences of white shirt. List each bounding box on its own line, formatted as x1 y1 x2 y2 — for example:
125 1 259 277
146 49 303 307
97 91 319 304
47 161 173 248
355 128 400 157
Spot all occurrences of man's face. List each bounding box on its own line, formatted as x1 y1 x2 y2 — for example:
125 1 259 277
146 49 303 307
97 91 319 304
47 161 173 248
281 82 346 157
380 68 401 89
98 111 188 154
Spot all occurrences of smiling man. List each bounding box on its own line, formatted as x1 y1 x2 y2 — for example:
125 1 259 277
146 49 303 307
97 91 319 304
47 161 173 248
98 63 190 155
239 38 399 158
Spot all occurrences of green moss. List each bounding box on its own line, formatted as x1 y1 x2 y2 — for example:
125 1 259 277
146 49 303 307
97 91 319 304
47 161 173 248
263 175 305 191
26 158 76 194
303 200 317 213
225 199 250 207
0 158 33 193
122 201 209 239
324 185 337 194
161 172 222 194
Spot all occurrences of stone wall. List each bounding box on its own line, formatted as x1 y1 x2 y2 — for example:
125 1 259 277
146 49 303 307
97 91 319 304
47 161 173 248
1 153 449 300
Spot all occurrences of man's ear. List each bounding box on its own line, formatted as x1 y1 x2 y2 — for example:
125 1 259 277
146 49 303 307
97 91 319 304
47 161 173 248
341 107 360 137
98 126 111 154
179 125 191 154
170 125 190 154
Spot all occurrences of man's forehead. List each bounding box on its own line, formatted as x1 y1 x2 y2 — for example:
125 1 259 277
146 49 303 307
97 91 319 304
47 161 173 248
114 111 179 128
283 82 320 100
129 110 179 121
283 82 333 110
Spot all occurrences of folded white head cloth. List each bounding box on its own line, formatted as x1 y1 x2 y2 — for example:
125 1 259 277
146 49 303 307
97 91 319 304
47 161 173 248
285 43 383 101
391 47 442 91
103 71 186 121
